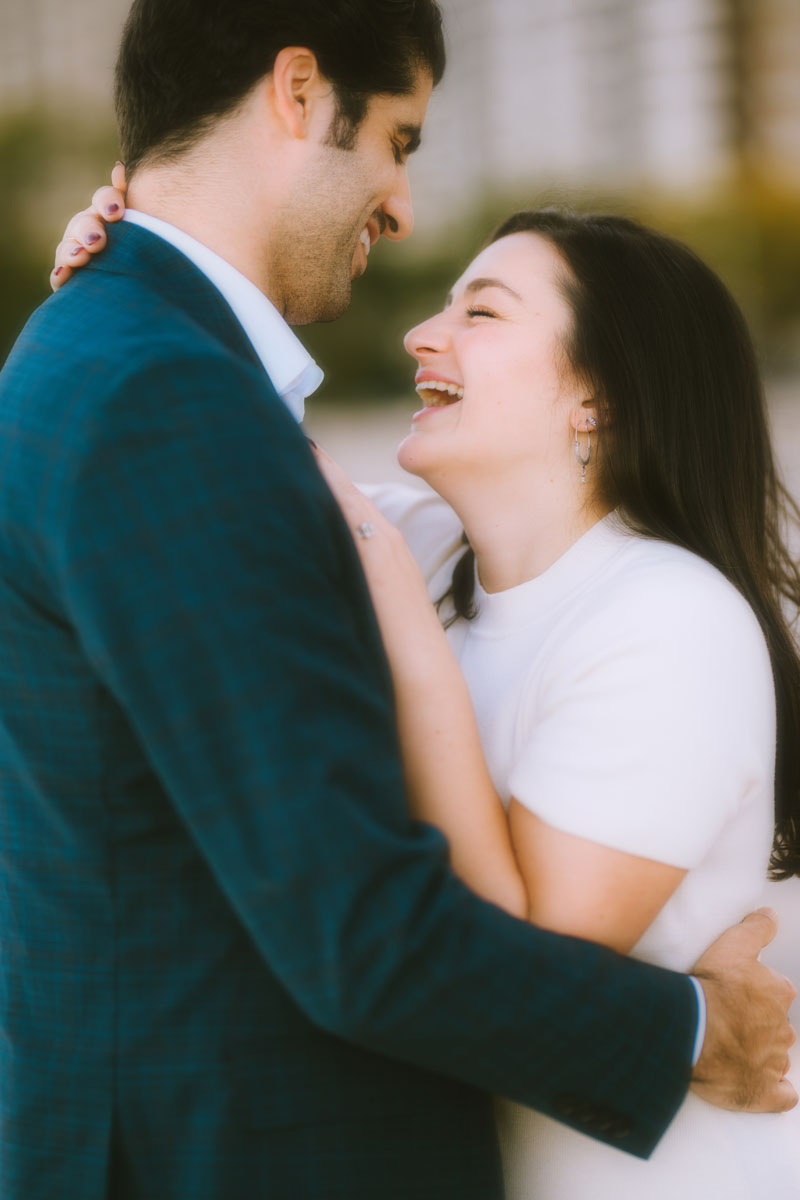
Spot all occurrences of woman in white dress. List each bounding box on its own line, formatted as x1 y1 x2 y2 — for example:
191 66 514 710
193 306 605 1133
312 210 800 1198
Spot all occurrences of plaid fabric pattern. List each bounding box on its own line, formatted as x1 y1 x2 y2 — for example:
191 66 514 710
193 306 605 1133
0 224 697 1199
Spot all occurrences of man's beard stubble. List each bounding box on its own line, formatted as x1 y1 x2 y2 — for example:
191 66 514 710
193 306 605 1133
267 209 360 326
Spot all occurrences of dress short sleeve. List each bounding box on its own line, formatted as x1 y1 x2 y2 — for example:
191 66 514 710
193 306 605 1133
508 555 776 868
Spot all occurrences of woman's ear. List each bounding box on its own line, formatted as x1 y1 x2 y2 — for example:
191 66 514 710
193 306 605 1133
569 400 600 433
269 46 327 139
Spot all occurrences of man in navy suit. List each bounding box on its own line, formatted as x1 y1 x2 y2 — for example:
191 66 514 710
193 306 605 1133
2 1 796 1196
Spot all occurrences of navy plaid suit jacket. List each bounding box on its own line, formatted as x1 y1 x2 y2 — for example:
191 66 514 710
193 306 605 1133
0 222 697 1198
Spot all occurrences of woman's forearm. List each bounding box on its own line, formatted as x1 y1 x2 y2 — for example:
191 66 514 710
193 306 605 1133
310 451 528 918
395 650 529 918
372 579 529 920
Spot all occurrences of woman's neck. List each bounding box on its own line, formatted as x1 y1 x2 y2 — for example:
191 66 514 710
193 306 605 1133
433 468 610 594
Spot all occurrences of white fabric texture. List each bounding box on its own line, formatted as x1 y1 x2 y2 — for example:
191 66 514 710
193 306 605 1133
365 482 800 1200
122 209 323 421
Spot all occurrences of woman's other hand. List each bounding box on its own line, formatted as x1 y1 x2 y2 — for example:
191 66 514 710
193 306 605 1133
51 163 127 292
310 442 439 654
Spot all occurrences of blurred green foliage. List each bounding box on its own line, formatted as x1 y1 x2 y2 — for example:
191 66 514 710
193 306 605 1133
0 109 118 363
0 112 55 360
2 108 799 396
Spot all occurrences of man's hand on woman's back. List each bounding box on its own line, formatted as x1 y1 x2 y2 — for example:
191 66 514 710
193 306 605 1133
691 907 797 1112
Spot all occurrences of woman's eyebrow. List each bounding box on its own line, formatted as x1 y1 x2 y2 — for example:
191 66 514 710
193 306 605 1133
465 277 524 301
445 277 524 306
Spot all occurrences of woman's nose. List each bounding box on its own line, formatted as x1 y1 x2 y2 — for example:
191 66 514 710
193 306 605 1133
404 312 448 359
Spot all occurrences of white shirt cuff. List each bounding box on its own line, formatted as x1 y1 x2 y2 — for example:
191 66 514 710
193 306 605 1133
689 975 707 1066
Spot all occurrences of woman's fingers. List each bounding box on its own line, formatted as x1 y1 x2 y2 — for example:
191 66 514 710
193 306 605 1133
51 210 105 290
310 445 393 538
50 174 127 292
53 235 91 275
312 446 371 512
90 184 126 220
66 212 107 251
110 161 128 192
51 162 127 281
50 263 73 291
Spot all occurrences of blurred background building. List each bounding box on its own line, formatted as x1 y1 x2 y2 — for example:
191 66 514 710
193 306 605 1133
1 0 799 993
2 0 800 380
3 0 800 217
412 0 800 226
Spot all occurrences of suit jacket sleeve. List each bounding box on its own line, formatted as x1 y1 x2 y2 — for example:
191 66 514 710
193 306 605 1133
50 346 698 1158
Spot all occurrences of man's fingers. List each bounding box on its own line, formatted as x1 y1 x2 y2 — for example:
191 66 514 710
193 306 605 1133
737 907 780 952
767 967 799 1013
90 185 126 220
752 905 779 922
692 908 780 977
755 1077 798 1113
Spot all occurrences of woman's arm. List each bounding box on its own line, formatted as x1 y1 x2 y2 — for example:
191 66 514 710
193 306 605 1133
508 805 685 953
313 447 528 919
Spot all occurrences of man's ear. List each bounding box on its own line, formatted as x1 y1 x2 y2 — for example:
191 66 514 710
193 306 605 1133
270 47 328 139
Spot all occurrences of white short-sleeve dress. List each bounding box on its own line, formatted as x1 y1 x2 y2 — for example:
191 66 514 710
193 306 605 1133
364 482 800 1200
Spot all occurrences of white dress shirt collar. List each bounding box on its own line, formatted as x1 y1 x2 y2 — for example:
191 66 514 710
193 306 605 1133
122 208 323 422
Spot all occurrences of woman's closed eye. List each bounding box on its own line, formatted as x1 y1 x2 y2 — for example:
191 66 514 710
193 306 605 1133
466 306 498 319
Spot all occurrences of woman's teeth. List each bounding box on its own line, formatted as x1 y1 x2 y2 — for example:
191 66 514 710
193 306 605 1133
415 380 465 406
360 229 371 256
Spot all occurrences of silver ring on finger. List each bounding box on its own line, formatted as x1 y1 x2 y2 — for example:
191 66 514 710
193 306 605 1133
355 522 376 540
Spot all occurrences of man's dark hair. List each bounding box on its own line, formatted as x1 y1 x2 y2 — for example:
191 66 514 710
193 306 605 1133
115 0 446 174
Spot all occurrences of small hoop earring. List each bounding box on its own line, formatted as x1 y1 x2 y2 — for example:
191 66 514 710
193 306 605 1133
573 423 592 484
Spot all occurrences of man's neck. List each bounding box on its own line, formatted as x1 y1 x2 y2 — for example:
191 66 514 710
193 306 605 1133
127 166 273 301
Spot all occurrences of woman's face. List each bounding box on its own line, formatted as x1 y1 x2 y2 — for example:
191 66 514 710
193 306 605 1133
398 232 585 486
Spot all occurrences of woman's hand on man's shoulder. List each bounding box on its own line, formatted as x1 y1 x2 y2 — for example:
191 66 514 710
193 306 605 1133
51 162 127 292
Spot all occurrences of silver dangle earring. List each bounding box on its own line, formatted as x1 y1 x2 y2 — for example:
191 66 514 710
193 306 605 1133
573 420 594 484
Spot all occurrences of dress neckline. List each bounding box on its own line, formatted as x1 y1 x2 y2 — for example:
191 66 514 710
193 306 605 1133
470 512 635 636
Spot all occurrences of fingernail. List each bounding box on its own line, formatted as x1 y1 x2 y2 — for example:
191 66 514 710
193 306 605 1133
86 232 101 245
106 203 120 215
53 266 63 277
70 245 84 257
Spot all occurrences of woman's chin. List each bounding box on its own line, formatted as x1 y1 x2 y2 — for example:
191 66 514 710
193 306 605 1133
397 432 434 480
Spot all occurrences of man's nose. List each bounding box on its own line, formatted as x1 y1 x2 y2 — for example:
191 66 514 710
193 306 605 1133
380 169 414 242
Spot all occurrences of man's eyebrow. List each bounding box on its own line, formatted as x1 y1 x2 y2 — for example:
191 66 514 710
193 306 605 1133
396 123 422 154
445 277 524 306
